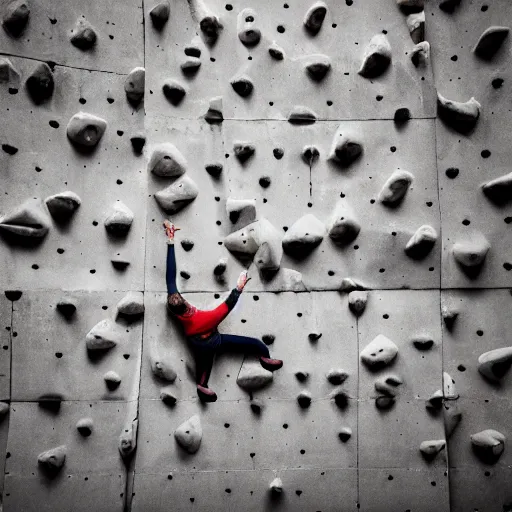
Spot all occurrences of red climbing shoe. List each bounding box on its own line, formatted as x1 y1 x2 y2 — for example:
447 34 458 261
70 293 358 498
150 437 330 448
260 357 283 372
197 384 217 402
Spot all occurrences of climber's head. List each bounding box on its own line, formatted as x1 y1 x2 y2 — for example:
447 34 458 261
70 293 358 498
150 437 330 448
167 293 188 316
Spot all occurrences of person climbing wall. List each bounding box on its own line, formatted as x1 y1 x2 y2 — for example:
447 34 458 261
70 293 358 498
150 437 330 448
163 219 283 402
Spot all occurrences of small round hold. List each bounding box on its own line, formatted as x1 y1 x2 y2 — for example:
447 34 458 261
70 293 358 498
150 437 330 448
262 334 275 345
181 239 194 251
394 108 411 124
162 80 186 106
205 163 223 178
375 395 395 410
150 1 170 30
76 417 93 437
259 176 271 188
230 76 254 97
130 134 146 154
213 260 227 276
273 147 284 160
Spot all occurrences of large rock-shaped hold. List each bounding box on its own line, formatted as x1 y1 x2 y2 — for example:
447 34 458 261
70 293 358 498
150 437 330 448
473 26 509 60
269 268 307 291
124 67 145 105
328 126 363 168
426 389 444 410
162 79 186 105
148 143 187 177
452 232 490 269
406 11 424 44
303 1 327 35
26 62 54 104
443 372 458 400
2 0 29 37
405 225 437 260
150 1 170 29
70 16 97 50
437 93 481 134
226 198 256 227
0 57 20 83
230 74 253 97
119 419 138 460
358 34 392 78
348 290 368 317
150 351 177 382
282 214 325 258
470 429 506 464
250 218 284 272
411 41 430 67
154 175 199 213
224 224 259 256
360 334 399 369
378 170 414 206
67 112 107 148
420 440 446 461
85 318 121 350
116 291 144 316
237 8 261 46
327 201 360 246
175 415 202 454
45 191 81 222
237 359 273 390
481 172 512 205
104 201 134 236
304 54 331 81
477 347 512 382
0 198 51 238
38 445 66 472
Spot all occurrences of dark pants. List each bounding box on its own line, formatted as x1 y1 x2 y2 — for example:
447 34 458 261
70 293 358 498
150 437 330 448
188 332 270 386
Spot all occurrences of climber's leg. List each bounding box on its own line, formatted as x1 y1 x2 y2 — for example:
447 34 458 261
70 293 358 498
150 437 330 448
218 334 283 371
192 345 217 402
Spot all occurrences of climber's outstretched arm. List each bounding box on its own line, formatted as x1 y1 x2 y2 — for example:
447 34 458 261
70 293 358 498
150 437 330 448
164 220 181 294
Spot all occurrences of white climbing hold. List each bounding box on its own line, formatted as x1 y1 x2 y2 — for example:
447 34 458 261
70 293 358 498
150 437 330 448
181 57 201 73
282 214 326 256
150 351 177 382
327 201 361 246
149 1 170 29
154 175 199 213
426 389 444 410
443 372 458 400
250 218 284 272
274 268 307 291
230 74 254 97
119 419 138 460
104 370 121 390
452 232 490 268
420 440 446 459
287 105 318 124
481 172 512 205
405 225 437 259
471 429 506 461
104 201 134 236
348 290 368 317
375 379 397 397
226 198 257 227
385 374 403 386
304 54 331 81
66 112 107 147
378 170 414 205
326 368 349 385
477 347 512 382
124 67 145 104
304 1 327 35
411 41 430 67
270 477 283 493
268 41 285 60
174 414 202 454
237 8 261 46
45 191 81 221
76 417 93 436
116 291 144 316
437 93 481 133
444 402 462 438
339 277 367 293
360 334 399 368
0 57 19 83
237 359 273 390
358 34 392 78
0 197 51 238
85 318 121 350
328 125 363 168
233 141 256 162
406 11 424 44
204 96 223 123
442 305 459 330
297 390 312 408
70 16 97 50
473 26 510 60
38 445 66 471
148 143 187 177
338 427 352 442
224 223 260 256
160 386 177 406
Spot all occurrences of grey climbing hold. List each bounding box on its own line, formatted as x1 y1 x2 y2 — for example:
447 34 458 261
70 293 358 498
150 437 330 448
0 57 19 84
205 163 222 178
270 477 283 493
204 96 223 123
358 34 392 79
111 255 130 270
338 427 352 442
174 414 202 453
163 79 186 105
104 370 121 390
304 2 327 35
348 291 368 317
452 232 490 268
250 398 264 413
119 419 138 460
85 318 121 350
302 145 319 165
326 369 348 385
442 305 458 330
45 191 81 222
304 54 331 81
124 67 145 105
224 224 260 256
288 106 318 124
150 1 170 29
405 225 437 260
331 389 349 408
426 389 443 410
375 380 396 397
339 277 367 293
148 142 187 177
481 172 512 205
247 218 283 272
406 11 425 44
443 372 458 400
439 0 461 13
412 336 434 351
150 352 177 382
225 198 256 227
385 374 403 386
444 402 462 438
160 386 177 406
237 359 273 390
411 41 430 67
0 197 51 238
116 291 144 316
275 268 307 291
473 26 509 59
437 93 481 134
70 16 97 50
327 201 361 246
38 445 66 472
0 402 9 420
477 347 512 382
180 57 201 74
396 0 424 14
213 258 227 277
154 175 199 213
233 141 255 163
282 214 325 257
295 371 309 382
375 396 395 410
268 42 285 60
130 133 146 154
196 0 223 45
230 74 253 97
378 170 414 205
360 335 399 369
66 112 107 148
471 429 506 463
308 331 322 342
56 299 76 319
76 417 93 437
420 440 446 461
104 201 134 236
26 62 54 104
2 0 29 37
328 126 363 168
237 8 261 46
394 108 411 124
184 45 201 58
297 390 312 408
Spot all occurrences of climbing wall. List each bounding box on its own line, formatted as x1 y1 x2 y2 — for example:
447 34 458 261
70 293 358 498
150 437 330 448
0 0 511 510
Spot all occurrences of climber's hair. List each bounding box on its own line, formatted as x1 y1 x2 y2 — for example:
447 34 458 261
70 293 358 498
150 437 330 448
167 293 188 316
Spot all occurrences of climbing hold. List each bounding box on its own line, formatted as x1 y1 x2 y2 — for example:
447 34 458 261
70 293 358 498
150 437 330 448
150 1 170 29
119 419 138 460
282 214 325 258
295 371 309 382
2 0 29 37
439 0 461 12
70 16 97 50
124 67 145 105
386 375 403 386
425 389 444 410
378 170 414 206
25 62 54 104
412 336 434 351
0 57 19 83
358 34 392 79
233 141 256 163
326 369 348 385
452 232 490 268
104 201 134 236
477 347 512 382
174 414 202 453
150 352 177 382
195 0 223 45
213 258 227 277
304 2 327 35
38 445 66 472
308 331 322 342
148 143 187 177
111 255 130 270
327 201 361 246
406 11 425 44
181 56 201 75
338 427 352 442
160 386 177 406
444 402 462 438
0 403 9 422
204 96 223 123
259 176 271 188
375 380 396 397
230 74 254 97
437 93 481 134
225 198 256 226
481 172 512 205
270 477 283 494
396 0 424 14
471 429 506 463
268 42 285 60
56 299 76 319
297 390 312 408
129 134 145 155
375 396 395 410
224 224 259 256
4 290 21 301
205 163 222 178
304 54 331 81
331 389 349 409
248 218 283 272
237 359 273 390
0 197 51 238
301 145 319 166
287 106 318 124
45 191 81 222
442 305 458 330
411 41 430 67
473 26 509 60
405 225 437 260
339 277 367 293
348 290 368 317
394 108 411 124
275 268 307 291
328 126 363 168
420 440 446 461
104 370 121 390
237 8 261 46
443 372 458 400
154 175 199 213
85 318 121 351
66 112 107 148
360 335 399 369
76 417 93 437
162 79 186 105
116 291 144 316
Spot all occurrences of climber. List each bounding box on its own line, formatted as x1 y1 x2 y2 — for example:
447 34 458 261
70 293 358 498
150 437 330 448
163 219 283 403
